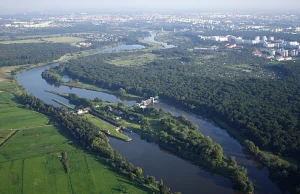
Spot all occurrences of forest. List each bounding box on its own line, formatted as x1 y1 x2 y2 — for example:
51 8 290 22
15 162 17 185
42 46 300 193
53 50 300 160
0 43 80 66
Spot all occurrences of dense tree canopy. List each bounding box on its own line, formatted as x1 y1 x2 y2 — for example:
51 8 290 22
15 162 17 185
49 50 300 161
0 43 81 66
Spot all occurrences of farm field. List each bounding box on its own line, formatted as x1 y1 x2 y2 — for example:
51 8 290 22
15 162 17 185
0 103 48 130
0 125 75 162
0 151 150 194
0 67 49 131
0 123 149 193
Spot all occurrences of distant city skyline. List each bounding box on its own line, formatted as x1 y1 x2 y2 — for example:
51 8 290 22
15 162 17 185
1 0 300 14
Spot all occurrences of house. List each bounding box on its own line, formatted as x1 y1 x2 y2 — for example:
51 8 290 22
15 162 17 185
76 107 90 115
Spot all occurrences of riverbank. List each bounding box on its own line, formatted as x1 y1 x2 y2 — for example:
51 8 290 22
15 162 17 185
56 93 254 193
63 81 141 99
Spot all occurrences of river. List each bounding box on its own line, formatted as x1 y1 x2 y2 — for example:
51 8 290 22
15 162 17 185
17 34 282 194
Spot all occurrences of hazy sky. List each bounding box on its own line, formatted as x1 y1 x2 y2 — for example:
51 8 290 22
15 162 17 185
1 0 300 14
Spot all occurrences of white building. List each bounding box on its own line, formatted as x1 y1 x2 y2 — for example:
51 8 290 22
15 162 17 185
291 49 299 57
263 43 275 48
268 49 276 56
269 36 275 41
262 36 268 41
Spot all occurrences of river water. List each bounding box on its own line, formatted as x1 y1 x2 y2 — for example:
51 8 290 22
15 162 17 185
17 35 282 194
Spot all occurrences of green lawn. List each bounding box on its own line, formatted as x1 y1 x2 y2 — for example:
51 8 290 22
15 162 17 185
85 114 131 141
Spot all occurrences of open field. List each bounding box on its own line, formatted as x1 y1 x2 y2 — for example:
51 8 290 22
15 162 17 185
0 122 150 193
0 102 48 130
0 159 23 194
107 53 156 66
86 154 150 194
43 36 86 43
0 66 19 80
0 130 17 145
23 154 72 194
85 114 131 141
0 125 75 162
0 151 150 194
0 39 43 44
0 70 49 131
0 36 86 44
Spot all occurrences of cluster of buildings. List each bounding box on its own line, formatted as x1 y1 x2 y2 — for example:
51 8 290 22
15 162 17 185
70 42 92 48
1 13 300 33
200 35 300 61
137 97 158 109
259 37 300 61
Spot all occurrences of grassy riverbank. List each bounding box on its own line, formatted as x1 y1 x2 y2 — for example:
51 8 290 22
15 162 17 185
85 114 132 142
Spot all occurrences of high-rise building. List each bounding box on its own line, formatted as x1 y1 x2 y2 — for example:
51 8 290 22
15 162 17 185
262 36 268 41
291 49 299 57
284 50 289 57
269 49 276 56
269 36 275 41
263 43 275 48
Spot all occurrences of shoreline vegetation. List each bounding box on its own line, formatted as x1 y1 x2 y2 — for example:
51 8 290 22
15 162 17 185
45 91 254 193
16 93 171 194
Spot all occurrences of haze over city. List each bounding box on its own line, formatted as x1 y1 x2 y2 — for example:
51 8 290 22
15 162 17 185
1 0 300 193
1 0 300 14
